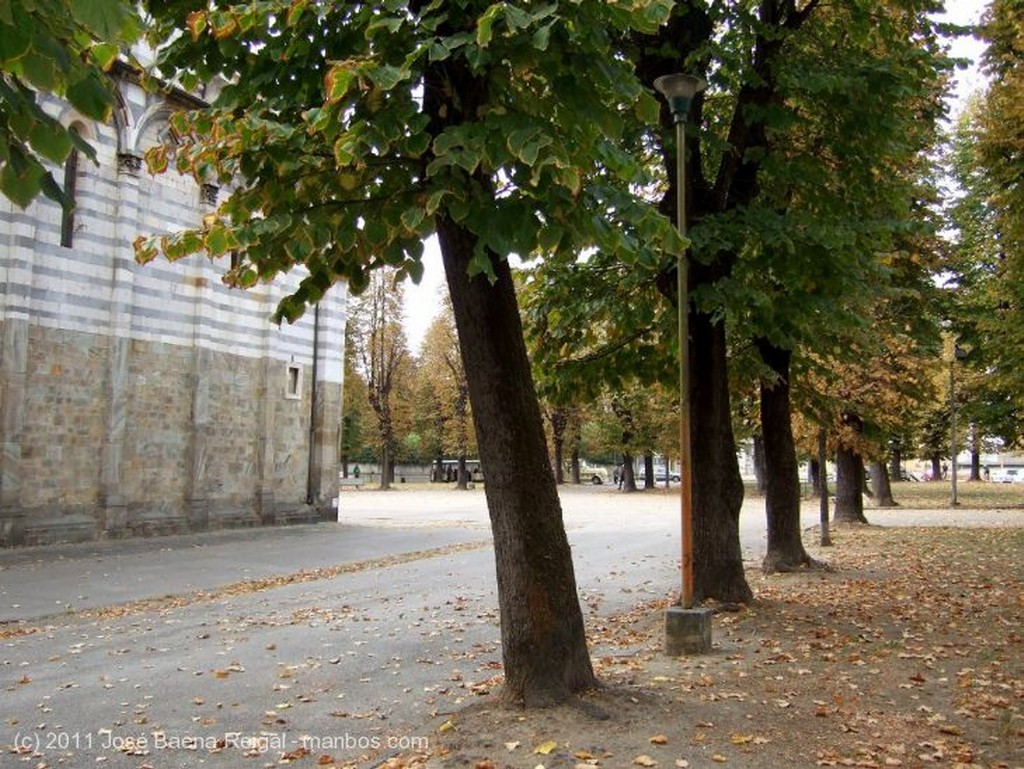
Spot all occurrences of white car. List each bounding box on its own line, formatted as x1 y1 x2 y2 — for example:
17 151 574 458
990 467 1024 483
578 463 610 485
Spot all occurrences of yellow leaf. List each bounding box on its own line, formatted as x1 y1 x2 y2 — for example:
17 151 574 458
730 734 752 745
437 719 454 734
711 755 728 763
650 734 669 745
534 740 558 755
633 756 658 767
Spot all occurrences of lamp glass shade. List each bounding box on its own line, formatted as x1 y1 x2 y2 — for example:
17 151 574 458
653 73 707 122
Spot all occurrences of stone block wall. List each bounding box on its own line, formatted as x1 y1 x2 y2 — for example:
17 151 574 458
0 73 346 547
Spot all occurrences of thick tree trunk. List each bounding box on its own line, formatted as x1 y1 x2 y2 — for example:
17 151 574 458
643 453 655 490
930 453 942 481
691 310 752 603
437 218 595 706
835 416 869 523
869 461 897 507
570 446 581 485
969 423 982 481
550 413 566 485
752 434 766 494
549 408 567 484
889 442 902 482
379 444 391 490
756 340 815 573
621 451 638 492
817 426 832 546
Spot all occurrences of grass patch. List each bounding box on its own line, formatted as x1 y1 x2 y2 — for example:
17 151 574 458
887 479 1024 508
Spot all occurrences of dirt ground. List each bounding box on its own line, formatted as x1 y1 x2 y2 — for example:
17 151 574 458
381 524 1023 769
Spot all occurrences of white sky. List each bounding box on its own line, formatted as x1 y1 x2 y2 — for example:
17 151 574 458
400 1 991 355
402 235 445 354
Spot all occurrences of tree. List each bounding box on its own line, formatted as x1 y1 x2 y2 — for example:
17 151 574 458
834 412 869 523
340 322 372 474
970 0 1024 412
757 341 817 572
348 269 410 489
417 306 474 487
942 96 1023 455
139 0 676 706
0 0 139 208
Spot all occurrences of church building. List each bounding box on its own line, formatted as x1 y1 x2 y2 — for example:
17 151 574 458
0 68 346 546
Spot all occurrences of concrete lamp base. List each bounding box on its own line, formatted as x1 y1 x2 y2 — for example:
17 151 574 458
664 605 713 656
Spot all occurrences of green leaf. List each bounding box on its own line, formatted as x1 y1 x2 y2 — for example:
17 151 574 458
401 206 424 232
0 20 31 62
369 64 403 90
0 154 45 208
20 48 59 91
325 64 356 103
204 225 238 256
28 118 73 163
477 3 501 48
66 71 113 121
71 0 129 39
89 42 120 71
425 189 446 216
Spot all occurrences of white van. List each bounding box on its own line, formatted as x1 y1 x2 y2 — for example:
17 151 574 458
990 466 1024 483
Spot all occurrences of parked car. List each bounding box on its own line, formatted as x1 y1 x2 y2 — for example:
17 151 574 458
637 467 681 483
579 462 610 485
990 467 1024 483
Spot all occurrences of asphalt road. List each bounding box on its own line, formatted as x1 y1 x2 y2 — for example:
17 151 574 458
1 485 1020 768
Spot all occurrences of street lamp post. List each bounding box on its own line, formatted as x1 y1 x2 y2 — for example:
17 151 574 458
654 73 712 656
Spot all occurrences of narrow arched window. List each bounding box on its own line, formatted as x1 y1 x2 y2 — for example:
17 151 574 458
59 130 81 248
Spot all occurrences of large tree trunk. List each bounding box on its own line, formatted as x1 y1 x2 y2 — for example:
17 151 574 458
437 219 595 706
691 310 752 603
378 444 391 490
817 426 832 546
620 452 637 491
809 457 821 497
421 43 593 705
869 461 897 507
889 440 903 481
752 434 767 494
643 453 655 490
835 415 869 523
756 340 815 573
969 424 982 481
549 408 567 485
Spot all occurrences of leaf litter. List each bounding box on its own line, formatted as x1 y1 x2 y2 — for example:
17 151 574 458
389 526 1021 768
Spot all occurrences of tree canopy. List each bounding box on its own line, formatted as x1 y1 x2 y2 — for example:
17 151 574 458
0 0 140 206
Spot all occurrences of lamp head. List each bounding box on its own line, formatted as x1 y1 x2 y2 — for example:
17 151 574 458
654 73 707 123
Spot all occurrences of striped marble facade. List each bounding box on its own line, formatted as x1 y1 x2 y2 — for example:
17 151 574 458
0 72 346 546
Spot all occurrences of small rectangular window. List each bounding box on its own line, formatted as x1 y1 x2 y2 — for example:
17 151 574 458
285 363 302 399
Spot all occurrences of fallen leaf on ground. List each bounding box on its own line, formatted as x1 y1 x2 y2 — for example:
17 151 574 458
534 740 558 755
